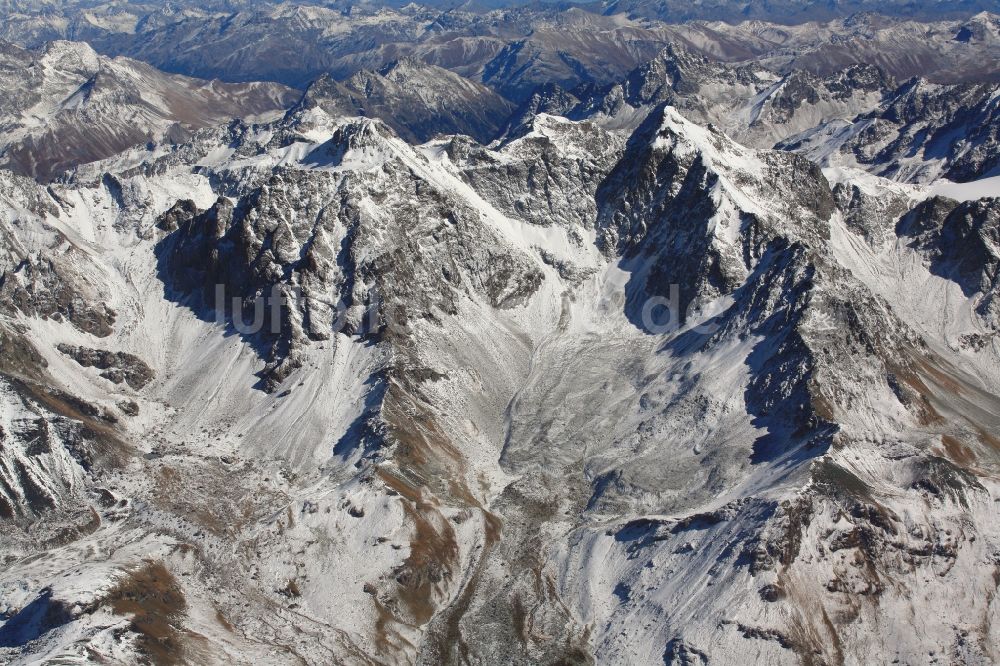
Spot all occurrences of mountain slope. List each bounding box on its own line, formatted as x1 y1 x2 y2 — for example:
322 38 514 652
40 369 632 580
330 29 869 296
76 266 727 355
295 58 514 144
780 77 1000 184
0 103 998 664
0 39 296 181
602 0 1000 23
504 44 896 149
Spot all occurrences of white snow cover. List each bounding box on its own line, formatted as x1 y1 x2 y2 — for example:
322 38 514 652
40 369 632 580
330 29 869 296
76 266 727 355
0 102 998 665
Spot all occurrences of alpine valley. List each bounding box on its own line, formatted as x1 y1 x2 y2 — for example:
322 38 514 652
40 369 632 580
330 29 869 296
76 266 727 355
1 2 1000 665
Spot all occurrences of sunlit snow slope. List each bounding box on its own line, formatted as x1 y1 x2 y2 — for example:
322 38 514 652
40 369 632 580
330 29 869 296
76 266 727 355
0 99 999 665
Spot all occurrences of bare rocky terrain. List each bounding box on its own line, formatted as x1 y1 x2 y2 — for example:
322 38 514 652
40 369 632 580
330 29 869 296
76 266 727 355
1 2 1000 665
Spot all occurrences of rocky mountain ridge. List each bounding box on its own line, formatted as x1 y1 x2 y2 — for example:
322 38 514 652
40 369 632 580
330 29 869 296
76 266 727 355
295 58 515 144
1 3 1000 665
0 98 997 664
781 77 1000 184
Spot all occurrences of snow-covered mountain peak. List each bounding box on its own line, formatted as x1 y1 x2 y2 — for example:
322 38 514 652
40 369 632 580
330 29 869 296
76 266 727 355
654 105 759 170
956 11 1000 40
38 39 101 75
307 114 416 170
508 112 589 144
0 39 296 181
635 104 834 246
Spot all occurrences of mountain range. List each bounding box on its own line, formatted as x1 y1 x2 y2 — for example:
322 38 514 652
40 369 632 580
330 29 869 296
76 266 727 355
1 2 1000 665
0 39 295 181
4 3 1000 95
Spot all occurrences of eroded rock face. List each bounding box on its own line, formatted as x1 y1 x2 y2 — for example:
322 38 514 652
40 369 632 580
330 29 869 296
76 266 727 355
0 255 117 338
455 115 626 231
154 118 543 390
0 367 120 524
56 345 153 390
0 172 117 338
899 196 1000 328
832 179 915 247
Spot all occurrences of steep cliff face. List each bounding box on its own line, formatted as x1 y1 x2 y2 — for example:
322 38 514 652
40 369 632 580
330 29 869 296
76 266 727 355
898 197 1000 329
0 98 999 665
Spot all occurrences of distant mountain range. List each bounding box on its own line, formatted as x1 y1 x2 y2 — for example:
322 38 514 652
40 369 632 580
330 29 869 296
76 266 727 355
2 3 1000 95
4 24 999 185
